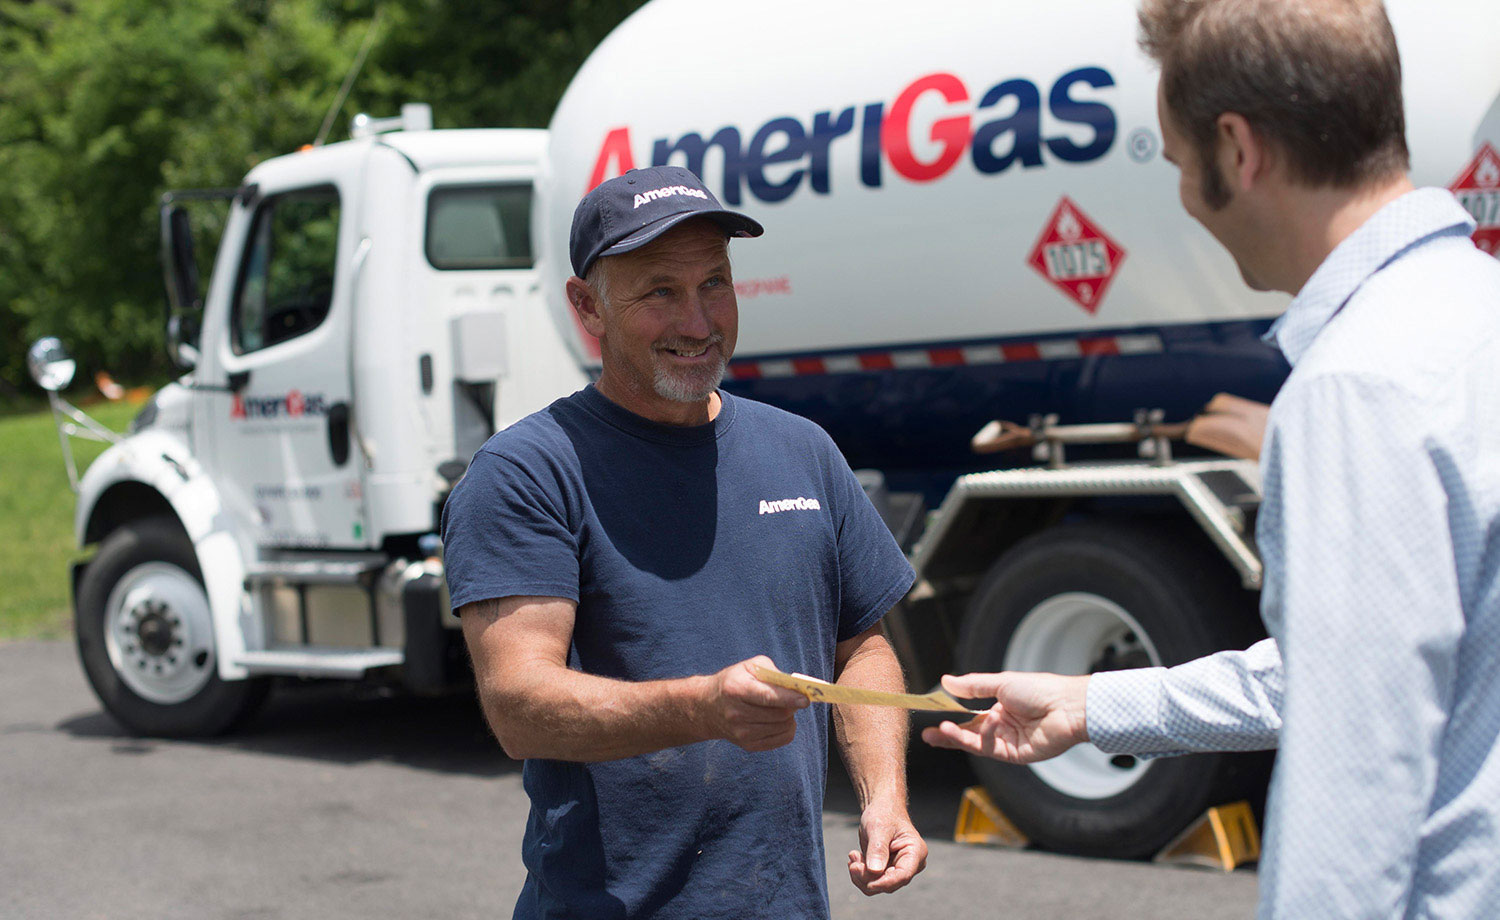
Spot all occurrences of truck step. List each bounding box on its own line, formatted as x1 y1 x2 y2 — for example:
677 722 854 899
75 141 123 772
244 559 384 587
233 647 403 679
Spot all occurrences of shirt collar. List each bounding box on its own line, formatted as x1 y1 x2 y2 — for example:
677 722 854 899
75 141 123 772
1264 188 1476 366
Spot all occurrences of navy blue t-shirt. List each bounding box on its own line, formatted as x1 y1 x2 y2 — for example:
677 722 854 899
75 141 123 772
441 386 914 920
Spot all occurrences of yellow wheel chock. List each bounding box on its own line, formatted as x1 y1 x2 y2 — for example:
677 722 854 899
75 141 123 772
1152 800 1260 871
953 786 1029 847
953 786 1261 871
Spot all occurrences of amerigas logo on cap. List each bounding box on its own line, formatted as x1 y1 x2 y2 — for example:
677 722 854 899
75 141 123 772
633 185 709 209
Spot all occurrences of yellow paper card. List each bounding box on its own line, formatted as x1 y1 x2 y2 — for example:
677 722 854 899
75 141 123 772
752 666 982 714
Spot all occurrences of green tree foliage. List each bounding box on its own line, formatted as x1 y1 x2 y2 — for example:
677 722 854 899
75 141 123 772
0 0 646 400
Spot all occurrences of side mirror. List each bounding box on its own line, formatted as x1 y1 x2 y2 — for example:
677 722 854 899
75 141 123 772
166 314 201 369
27 336 121 493
27 337 76 392
162 204 201 370
159 187 237 373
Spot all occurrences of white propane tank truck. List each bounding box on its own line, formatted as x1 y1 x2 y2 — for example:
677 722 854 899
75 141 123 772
31 0 1500 859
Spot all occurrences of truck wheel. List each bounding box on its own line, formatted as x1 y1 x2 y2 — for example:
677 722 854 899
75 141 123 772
955 520 1268 859
76 517 269 737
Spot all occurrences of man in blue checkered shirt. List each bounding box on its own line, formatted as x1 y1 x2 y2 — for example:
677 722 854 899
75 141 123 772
925 1 1500 917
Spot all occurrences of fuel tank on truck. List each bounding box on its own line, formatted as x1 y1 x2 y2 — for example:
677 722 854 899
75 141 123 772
536 0 1500 487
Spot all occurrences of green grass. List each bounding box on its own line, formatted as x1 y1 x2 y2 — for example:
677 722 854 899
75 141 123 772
0 400 144 640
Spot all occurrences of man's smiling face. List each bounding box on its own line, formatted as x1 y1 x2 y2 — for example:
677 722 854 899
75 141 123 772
589 219 737 424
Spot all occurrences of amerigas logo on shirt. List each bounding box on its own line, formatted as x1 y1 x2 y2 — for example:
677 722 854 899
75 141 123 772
759 496 822 515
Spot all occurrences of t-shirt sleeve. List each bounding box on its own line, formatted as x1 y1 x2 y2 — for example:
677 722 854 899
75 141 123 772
440 447 581 612
827 452 916 642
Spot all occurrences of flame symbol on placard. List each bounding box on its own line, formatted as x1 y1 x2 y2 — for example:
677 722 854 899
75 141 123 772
1477 152 1500 189
1056 206 1083 241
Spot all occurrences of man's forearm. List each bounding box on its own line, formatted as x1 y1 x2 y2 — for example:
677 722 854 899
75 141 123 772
478 662 716 762
833 632 910 807
463 597 809 762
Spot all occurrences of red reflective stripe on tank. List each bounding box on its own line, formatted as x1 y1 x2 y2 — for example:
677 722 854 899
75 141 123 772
792 357 826 375
927 347 965 366
728 363 761 380
858 353 896 371
1001 343 1042 361
1078 337 1120 356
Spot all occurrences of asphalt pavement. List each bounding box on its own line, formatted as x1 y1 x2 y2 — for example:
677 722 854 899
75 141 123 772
0 639 1258 919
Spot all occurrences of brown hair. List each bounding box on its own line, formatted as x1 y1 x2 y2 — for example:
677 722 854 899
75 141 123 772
1139 0 1409 206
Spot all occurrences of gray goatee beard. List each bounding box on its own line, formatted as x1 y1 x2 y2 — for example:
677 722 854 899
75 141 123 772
652 334 727 403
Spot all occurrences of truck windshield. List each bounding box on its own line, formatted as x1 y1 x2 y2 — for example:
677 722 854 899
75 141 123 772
425 184 533 270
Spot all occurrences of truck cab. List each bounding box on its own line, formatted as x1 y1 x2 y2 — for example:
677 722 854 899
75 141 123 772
194 123 577 551
59 115 583 736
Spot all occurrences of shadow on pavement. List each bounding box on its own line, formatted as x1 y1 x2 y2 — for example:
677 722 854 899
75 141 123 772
58 680 518 778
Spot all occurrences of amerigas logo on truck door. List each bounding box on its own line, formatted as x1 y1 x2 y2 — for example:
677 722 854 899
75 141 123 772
230 389 330 421
586 67 1117 201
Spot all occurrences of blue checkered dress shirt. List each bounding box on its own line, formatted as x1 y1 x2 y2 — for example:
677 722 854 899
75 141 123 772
1088 188 1500 919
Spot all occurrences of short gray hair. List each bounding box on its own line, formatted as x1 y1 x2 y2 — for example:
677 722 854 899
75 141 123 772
584 259 612 312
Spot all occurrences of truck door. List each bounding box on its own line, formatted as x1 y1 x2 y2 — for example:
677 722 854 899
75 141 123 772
206 155 368 549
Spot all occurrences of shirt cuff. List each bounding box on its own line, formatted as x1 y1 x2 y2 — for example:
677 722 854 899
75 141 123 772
1087 667 1187 757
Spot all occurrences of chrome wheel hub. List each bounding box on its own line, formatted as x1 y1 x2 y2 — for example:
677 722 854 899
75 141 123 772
104 562 216 705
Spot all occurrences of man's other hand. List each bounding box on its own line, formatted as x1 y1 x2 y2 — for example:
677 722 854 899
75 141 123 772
703 655 810 752
1185 392 1270 461
920 672 1090 763
848 799 927 895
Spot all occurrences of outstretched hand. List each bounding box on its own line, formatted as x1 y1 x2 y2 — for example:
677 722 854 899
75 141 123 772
921 671 1091 763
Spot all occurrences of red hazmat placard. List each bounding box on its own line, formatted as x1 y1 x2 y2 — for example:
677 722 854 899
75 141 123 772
1027 197 1126 314
1449 142 1500 258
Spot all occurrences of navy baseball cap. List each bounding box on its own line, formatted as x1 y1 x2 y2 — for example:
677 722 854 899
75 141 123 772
570 165 763 277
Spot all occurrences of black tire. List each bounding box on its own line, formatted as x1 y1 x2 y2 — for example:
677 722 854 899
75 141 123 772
956 519 1271 859
76 516 269 737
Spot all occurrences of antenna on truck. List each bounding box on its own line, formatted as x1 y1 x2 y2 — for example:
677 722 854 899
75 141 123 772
313 6 385 147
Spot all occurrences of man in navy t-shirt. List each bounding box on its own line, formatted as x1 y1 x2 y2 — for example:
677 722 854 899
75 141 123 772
442 165 926 919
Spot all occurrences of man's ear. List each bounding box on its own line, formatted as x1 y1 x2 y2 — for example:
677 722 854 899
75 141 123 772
566 276 607 339
1215 112 1268 193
